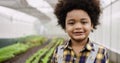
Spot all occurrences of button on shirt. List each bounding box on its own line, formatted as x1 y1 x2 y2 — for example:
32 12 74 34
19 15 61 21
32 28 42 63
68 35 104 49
51 40 109 63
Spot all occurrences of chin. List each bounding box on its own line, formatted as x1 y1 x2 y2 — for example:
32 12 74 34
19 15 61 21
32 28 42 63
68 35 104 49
72 37 86 42
75 36 85 39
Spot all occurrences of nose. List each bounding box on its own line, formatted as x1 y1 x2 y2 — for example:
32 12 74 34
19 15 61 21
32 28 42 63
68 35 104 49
74 23 82 30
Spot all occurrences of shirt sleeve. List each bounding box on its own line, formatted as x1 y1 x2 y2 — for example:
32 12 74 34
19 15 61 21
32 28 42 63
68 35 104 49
51 47 58 63
103 48 109 63
94 47 109 63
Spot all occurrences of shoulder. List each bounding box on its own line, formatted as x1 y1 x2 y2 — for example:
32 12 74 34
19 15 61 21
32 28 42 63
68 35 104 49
92 42 108 60
54 45 64 53
92 42 107 50
91 42 108 56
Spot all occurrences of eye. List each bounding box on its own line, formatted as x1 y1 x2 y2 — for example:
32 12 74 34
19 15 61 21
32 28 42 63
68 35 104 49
67 20 75 25
81 20 88 24
68 22 74 25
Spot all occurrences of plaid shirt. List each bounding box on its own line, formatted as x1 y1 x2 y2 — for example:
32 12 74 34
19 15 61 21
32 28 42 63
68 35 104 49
51 40 109 63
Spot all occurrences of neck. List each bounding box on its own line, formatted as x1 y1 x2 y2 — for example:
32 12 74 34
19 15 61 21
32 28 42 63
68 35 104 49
71 38 88 47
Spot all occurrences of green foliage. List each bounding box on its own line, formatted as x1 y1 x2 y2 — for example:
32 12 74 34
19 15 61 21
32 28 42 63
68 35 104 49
0 43 29 62
0 35 47 63
26 38 64 63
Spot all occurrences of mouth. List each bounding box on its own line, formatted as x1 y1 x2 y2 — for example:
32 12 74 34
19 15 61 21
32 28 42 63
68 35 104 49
73 32 84 36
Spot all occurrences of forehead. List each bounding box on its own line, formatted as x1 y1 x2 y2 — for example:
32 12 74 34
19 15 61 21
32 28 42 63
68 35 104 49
66 9 90 19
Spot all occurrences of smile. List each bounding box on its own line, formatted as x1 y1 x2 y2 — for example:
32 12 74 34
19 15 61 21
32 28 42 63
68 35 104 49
73 32 84 36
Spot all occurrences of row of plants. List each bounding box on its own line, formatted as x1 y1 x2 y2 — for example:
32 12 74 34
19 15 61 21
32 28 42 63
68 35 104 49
0 43 29 62
40 39 64 63
0 35 47 63
0 38 19 48
26 38 64 63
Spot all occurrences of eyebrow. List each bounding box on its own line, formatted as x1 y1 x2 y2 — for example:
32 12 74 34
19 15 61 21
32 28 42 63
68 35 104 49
66 19 75 23
67 19 75 21
66 17 88 22
80 18 87 20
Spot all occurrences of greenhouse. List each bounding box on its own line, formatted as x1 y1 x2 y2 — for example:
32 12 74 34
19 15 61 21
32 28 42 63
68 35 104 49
0 0 120 63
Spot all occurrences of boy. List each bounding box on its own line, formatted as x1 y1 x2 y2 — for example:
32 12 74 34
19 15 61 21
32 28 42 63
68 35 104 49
51 0 109 63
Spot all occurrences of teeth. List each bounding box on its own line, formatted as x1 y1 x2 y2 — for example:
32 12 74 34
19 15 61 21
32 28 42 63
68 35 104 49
75 32 83 33
73 32 84 35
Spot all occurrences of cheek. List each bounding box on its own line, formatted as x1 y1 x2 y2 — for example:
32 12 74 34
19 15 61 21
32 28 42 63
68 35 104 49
84 26 93 32
65 28 70 33
65 26 72 33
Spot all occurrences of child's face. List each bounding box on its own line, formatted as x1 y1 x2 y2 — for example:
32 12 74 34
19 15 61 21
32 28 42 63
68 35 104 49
65 9 93 41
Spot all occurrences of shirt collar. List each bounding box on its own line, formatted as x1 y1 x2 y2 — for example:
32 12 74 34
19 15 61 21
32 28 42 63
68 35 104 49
63 39 94 51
